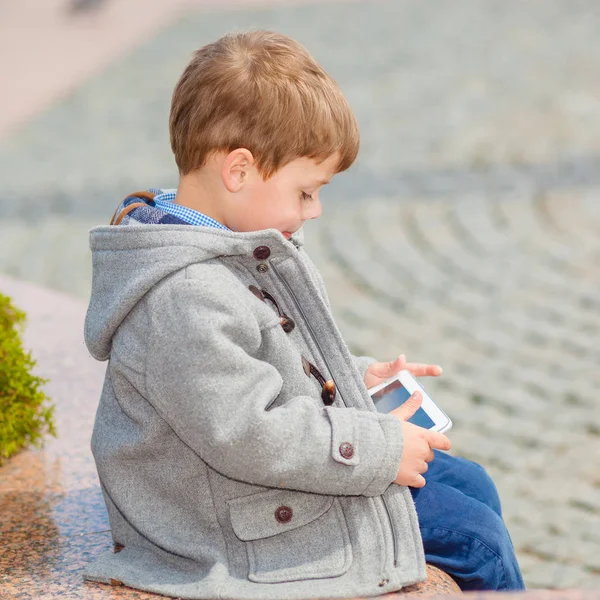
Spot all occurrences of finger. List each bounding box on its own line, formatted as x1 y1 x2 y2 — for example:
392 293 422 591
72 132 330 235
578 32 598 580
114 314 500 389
425 431 452 451
411 474 426 489
425 448 435 463
404 363 443 377
420 461 429 474
369 355 406 377
393 391 423 421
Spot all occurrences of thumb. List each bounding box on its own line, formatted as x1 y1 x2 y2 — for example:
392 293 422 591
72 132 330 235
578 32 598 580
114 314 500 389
391 391 422 421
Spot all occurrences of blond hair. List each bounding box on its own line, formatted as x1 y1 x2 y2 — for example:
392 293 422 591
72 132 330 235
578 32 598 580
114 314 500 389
169 30 359 178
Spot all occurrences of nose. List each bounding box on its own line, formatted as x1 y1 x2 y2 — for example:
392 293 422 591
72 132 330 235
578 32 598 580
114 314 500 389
303 197 322 221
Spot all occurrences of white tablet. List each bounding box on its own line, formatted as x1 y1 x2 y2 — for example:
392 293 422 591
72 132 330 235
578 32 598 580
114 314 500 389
368 370 452 433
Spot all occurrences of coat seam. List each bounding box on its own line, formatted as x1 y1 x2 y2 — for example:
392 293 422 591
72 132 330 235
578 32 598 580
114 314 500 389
205 468 232 597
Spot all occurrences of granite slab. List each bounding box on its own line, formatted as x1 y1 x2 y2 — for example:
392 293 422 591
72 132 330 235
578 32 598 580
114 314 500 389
3 277 598 599
0 275 462 597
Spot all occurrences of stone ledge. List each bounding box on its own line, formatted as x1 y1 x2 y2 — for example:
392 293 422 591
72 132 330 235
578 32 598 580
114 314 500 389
0 275 593 600
0 274 460 597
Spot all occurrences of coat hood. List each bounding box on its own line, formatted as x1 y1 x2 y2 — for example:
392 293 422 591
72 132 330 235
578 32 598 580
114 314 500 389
84 196 304 361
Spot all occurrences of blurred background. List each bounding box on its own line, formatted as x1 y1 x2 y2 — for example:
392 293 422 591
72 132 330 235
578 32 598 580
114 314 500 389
1 0 599 589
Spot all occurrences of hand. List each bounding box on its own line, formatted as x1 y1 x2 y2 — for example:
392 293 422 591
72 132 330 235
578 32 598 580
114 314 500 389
364 354 442 390
390 391 451 488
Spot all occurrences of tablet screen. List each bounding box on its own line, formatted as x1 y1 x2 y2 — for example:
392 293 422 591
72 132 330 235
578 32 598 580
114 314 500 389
371 379 435 429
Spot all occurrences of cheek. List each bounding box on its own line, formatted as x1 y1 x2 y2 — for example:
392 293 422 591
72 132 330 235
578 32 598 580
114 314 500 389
245 177 302 230
255 186 293 223
242 194 276 229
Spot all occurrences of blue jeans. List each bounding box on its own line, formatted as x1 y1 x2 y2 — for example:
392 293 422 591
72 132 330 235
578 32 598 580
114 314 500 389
410 451 525 591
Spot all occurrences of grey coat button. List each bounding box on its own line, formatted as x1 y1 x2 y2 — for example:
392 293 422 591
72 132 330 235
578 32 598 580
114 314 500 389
339 442 354 459
253 246 271 260
275 505 293 523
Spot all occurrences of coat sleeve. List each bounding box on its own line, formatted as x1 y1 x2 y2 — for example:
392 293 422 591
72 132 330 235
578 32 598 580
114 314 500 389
352 354 377 382
144 275 403 497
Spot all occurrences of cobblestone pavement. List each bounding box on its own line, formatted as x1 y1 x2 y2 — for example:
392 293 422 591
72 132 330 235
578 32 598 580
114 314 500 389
1 0 600 589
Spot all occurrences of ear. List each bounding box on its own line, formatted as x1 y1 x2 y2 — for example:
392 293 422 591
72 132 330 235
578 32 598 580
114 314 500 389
221 148 254 193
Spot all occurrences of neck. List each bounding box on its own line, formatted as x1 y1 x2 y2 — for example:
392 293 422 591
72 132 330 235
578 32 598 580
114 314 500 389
175 171 227 225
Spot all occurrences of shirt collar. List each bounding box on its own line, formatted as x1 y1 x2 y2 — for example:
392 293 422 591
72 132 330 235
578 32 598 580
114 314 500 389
152 189 230 230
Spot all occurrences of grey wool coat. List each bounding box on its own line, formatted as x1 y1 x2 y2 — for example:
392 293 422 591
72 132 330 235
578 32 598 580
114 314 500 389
84 218 427 599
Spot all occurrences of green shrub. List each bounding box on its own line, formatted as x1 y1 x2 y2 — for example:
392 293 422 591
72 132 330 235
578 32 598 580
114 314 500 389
0 293 55 463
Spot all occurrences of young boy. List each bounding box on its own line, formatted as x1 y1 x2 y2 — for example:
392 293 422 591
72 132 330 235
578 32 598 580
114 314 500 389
84 31 524 598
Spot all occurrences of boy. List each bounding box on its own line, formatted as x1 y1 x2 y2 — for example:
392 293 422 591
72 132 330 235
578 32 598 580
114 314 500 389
84 31 524 598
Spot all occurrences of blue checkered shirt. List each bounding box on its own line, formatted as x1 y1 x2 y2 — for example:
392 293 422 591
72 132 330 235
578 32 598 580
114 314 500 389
150 189 230 230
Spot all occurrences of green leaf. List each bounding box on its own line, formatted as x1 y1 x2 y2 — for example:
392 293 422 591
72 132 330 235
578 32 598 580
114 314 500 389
0 293 55 464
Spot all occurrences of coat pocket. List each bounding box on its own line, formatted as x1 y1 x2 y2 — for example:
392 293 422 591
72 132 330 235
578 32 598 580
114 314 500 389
228 489 353 584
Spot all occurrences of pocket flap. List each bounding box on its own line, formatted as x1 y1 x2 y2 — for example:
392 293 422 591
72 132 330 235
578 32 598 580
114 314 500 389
228 489 334 541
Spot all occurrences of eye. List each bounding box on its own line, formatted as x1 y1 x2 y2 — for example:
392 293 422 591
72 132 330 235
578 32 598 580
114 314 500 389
301 191 313 201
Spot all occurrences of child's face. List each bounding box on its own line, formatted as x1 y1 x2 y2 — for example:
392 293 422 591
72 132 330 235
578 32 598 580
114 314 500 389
226 153 339 238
